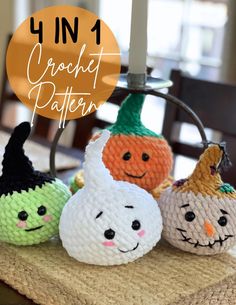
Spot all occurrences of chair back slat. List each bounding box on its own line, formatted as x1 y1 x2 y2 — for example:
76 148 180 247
163 69 236 183
177 77 236 136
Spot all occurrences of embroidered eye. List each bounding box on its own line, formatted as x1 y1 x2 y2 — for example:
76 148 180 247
104 229 115 240
37 206 47 216
18 211 28 221
218 216 227 226
132 220 141 230
123 152 131 161
142 153 150 161
185 211 195 222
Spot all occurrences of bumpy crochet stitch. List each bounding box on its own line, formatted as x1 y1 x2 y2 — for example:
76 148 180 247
101 94 173 191
60 130 163 266
0 122 53 195
108 94 162 137
0 122 71 245
159 144 236 255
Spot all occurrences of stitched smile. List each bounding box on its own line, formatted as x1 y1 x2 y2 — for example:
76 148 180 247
176 228 233 248
25 225 43 232
119 242 139 253
124 172 146 179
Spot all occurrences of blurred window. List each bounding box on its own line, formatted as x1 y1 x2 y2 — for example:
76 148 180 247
99 0 227 75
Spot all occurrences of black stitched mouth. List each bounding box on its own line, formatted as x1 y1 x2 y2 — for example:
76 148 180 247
119 242 139 253
25 225 43 232
176 228 233 248
124 172 146 179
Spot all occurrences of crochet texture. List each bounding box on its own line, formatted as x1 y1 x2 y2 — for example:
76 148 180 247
101 93 173 191
60 130 163 265
0 122 71 245
159 144 236 255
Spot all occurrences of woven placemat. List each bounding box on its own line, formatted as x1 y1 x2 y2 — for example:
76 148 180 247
0 239 236 305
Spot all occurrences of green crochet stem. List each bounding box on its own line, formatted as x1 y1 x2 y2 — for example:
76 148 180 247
219 183 235 194
108 94 162 138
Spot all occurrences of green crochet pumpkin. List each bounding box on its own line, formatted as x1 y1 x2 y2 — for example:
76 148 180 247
0 122 71 245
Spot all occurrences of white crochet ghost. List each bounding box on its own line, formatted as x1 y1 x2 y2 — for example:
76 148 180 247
59 130 162 265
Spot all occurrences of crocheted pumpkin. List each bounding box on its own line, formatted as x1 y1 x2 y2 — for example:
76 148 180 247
98 93 173 191
0 122 71 246
159 143 236 255
60 130 162 266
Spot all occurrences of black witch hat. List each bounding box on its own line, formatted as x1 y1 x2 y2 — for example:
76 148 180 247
0 122 54 196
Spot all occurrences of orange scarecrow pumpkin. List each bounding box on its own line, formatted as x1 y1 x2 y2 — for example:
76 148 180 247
102 93 173 191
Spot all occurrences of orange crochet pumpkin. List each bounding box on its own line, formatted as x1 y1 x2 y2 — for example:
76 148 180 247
101 94 173 191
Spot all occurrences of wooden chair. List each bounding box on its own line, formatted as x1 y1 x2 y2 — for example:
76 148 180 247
162 69 236 183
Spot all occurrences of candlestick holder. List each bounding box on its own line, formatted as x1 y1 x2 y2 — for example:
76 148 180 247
49 72 207 177
122 73 172 90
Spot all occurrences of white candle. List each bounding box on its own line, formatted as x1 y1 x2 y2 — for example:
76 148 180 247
128 0 148 74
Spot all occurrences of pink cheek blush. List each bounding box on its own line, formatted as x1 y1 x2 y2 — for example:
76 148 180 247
102 241 115 247
43 215 52 222
138 230 145 237
16 221 27 228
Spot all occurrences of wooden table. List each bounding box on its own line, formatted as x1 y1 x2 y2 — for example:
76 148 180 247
0 131 83 305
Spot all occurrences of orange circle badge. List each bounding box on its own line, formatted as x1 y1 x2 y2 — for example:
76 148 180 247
6 6 121 126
